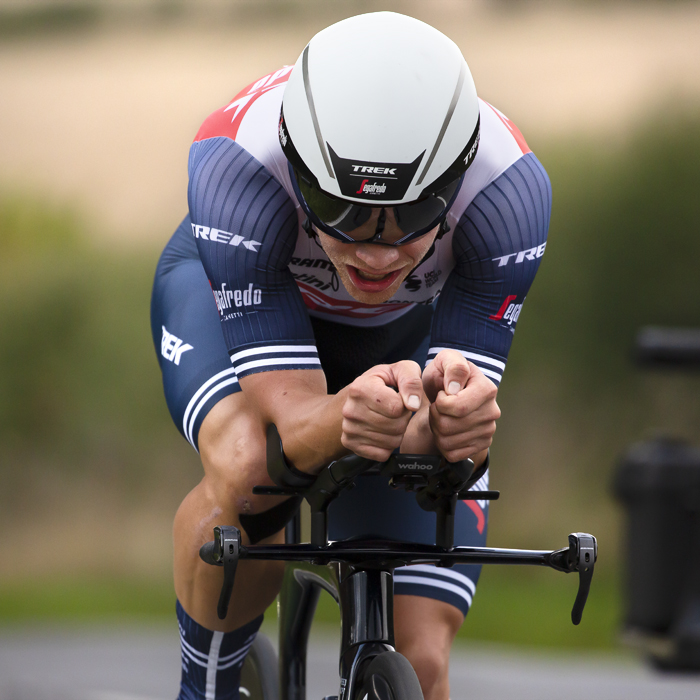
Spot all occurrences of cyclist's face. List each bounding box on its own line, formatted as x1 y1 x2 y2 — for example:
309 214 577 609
316 209 440 304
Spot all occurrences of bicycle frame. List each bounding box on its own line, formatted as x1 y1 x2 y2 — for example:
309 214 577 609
200 426 598 700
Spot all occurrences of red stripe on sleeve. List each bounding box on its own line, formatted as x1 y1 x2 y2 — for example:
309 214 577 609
194 66 293 143
484 101 531 155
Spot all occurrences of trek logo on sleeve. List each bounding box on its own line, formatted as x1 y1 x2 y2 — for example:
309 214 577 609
191 224 260 252
161 326 193 365
492 242 546 268
213 283 262 314
489 295 524 325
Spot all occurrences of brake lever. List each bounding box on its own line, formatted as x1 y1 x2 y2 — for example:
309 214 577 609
198 525 243 620
568 532 597 625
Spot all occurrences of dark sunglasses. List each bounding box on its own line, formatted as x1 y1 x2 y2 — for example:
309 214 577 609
290 165 463 246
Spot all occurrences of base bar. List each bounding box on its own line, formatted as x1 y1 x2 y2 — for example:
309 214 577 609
235 539 572 572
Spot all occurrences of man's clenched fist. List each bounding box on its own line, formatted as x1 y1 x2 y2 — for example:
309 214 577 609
422 349 500 463
341 360 423 461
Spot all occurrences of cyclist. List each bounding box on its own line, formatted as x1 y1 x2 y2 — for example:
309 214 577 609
151 12 550 700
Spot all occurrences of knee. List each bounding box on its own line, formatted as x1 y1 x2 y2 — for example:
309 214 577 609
204 434 266 502
198 397 268 502
394 596 462 700
400 642 448 700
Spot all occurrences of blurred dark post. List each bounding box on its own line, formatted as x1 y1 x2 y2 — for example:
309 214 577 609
614 326 700 671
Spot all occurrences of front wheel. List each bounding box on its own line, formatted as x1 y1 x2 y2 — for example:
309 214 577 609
360 651 424 700
240 632 279 700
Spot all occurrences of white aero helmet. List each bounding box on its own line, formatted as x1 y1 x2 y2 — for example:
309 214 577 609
279 12 480 245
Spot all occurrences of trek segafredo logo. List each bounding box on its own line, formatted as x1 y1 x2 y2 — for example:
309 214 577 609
213 283 262 314
350 166 393 195
191 224 260 252
328 145 423 201
355 179 387 196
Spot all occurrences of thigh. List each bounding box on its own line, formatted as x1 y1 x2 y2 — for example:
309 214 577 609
328 472 489 618
151 250 241 451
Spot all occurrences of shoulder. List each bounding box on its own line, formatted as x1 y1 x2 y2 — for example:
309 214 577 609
447 99 543 226
193 66 293 144
191 66 297 197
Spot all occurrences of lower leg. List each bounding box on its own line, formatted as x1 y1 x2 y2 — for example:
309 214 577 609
174 393 289 631
173 396 291 698
173 475 285 631
177 599 264 699
393 596 464 700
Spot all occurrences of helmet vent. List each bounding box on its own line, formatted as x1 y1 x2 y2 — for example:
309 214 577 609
416 60 466 186
302 45 335 180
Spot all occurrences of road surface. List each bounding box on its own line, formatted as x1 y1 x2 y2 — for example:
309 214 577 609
1 625 698 700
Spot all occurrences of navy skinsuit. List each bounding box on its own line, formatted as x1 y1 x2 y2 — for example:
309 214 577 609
151 68 551 617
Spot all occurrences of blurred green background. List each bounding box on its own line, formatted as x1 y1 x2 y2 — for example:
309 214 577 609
1 0 700 652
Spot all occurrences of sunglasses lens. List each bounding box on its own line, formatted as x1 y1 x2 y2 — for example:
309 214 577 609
393 178 462 235
294 169 461 243
297 176 349 223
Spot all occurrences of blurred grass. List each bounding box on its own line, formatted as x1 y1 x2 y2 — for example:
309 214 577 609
0 569 618 650
1 112 700 647
0 577 175 624
457 568 619 649
0 193 198 589
0 193 175 471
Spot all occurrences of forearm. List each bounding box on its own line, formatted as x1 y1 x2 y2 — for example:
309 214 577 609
241 360 425 470
240 369 350 473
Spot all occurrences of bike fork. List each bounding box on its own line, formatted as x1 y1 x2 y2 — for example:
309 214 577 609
278 562 395 700
337 565 395 700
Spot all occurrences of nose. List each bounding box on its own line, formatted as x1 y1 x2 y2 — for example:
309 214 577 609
354 244 400 269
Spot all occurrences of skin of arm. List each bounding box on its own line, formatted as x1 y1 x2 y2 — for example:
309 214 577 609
241 349 496 473
239 360 425 471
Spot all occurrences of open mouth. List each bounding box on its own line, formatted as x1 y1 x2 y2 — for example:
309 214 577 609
347 265 402 292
